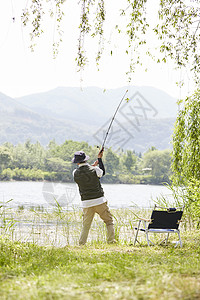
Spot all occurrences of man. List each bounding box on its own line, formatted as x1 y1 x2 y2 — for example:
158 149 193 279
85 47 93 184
72 149 115 245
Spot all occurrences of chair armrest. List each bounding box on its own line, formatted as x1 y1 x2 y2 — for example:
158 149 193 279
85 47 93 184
131 211 151 223
136 217 151 222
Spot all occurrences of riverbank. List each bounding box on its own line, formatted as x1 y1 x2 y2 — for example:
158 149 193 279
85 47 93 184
0 230 199 300
0 140 172 185
0 168 170 185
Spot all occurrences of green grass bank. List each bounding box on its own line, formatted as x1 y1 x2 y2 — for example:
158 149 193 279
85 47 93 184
0 230 200 300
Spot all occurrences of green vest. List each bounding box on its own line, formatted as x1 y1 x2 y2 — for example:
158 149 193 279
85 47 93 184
74 165 104 201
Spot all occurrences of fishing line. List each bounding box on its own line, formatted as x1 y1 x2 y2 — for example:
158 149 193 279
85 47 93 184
10 0 15 22
0 20 12 50
0 0 15 50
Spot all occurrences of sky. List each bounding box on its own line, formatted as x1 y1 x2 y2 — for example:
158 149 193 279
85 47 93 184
0 0 195 99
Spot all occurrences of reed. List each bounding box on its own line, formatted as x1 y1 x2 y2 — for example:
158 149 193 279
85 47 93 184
0 201 189 247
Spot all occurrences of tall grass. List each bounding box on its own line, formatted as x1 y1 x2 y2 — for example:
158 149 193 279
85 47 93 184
0 200 190 247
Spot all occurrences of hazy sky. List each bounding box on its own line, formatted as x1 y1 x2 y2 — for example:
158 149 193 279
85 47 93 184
0 0 194 99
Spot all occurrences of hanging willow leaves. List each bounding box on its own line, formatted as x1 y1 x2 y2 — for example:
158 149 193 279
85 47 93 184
21 0 65 56
20 0 200 86
155 0 200 85
76 0 105 71
121 0 149 81
21 0 45 52
171 89 200 186
93 0 105 68
171 89 200 222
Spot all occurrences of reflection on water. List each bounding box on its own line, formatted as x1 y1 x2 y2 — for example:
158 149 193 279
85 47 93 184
0 181 172 209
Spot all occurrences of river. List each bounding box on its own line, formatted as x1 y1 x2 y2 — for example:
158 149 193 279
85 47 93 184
0 181 173 209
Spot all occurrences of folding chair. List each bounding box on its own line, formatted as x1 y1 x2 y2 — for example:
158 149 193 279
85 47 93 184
134 205 184 247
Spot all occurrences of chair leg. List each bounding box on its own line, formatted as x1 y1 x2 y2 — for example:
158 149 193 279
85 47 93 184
165 233 169 245
159 233 169 245
146 233 155 246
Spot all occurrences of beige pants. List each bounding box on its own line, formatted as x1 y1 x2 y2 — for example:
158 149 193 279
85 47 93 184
79 202 115 245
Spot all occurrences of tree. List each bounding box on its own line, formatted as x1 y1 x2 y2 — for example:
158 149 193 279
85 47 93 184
12 141 45 170
171 89 200 222
58 140 92 162
104 148 119 174
0 147 12 171
142 148 172 182
21 0 200 86
121 150 137 173
172 90 200 185
45 157 67 172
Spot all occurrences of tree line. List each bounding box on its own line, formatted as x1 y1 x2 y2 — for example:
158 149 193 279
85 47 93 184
0 140 172 185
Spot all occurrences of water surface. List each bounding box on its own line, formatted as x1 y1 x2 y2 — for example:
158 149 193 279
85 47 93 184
0 181 172 209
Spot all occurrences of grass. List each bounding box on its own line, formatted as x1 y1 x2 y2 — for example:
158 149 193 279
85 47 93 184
0 205 200 299
0 230 200 300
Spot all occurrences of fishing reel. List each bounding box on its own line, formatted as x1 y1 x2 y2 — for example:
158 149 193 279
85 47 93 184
97 146 104 153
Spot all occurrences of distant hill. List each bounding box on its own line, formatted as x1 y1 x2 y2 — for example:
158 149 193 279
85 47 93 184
16 86 178 125
0 86 178 152
0 92 92 145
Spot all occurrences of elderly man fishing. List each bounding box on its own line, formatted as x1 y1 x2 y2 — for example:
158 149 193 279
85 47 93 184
72 149 116 245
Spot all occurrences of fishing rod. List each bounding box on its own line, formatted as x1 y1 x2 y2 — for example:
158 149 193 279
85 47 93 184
98 89 129 152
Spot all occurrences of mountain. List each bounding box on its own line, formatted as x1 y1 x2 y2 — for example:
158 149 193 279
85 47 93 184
0 86 178 152
0 92 93 145
16 86 178 125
